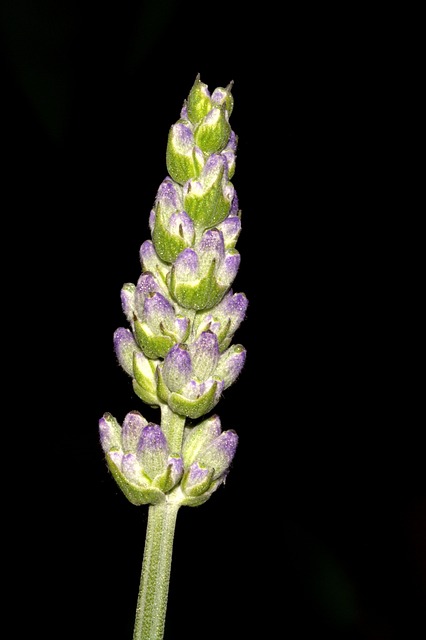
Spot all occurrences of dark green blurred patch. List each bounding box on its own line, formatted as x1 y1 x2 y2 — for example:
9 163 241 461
1 0 77 142
1 0 177 142
310 545 358 626
287 521 359 630
125 0 177 73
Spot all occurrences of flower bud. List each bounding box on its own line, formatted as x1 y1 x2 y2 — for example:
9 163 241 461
168 229 240 311
222 130 238 179
114 327 139 376
197 429 238 481
182 414 222 467
133 272 190 359
157 335 231 420
99 412 166 506
137 424 169 482
120 283 136 325
121 410 148 453
166 121 205 184
186 74 212 124
161 344 192 392
183 154 234 232
188 331 219 381
193 290 248 351
150 177 195 263
215 344 246 389
154 454 184 492
132 350 160 407
157 361 223 420
99 412 122 453
194 106 231 155
139 240 170 282
181 462 214 497
211 81 234 117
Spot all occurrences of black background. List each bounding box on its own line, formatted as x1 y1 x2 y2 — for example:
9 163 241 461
2 2 423 639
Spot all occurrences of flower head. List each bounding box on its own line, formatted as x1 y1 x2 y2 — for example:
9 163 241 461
100 75 246 507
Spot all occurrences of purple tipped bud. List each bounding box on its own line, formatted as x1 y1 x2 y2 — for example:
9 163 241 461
215 344 246 389
162 344 192 392
173 248 199 281
211 81 234 116
137 424 168 481
133 350 159 405
143 293 175 330
99 413 122 453
203 152 227 184
166 121 204 184
182 414 223 466
199 228 225 261
121 411 148 454
120 283 136 323
140 240 168 275
229 189 239 215
163 455 184 490
136 272 161 298
198 430 238 480
156 176 183 213
170 121 193 151
182 462 214 497
114 327 138 376
222 130 238 178
222 292 248 332
189 331 220 381
217 214 241 249
217 250 240 285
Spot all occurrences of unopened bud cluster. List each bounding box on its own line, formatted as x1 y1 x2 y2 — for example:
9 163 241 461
99 412 238 507
100 75 247 507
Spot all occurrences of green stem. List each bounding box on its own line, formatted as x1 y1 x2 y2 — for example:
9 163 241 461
133 501 180 640
160 404 186 453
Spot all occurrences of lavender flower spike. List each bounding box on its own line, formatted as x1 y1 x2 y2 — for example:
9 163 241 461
99 75 248 640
